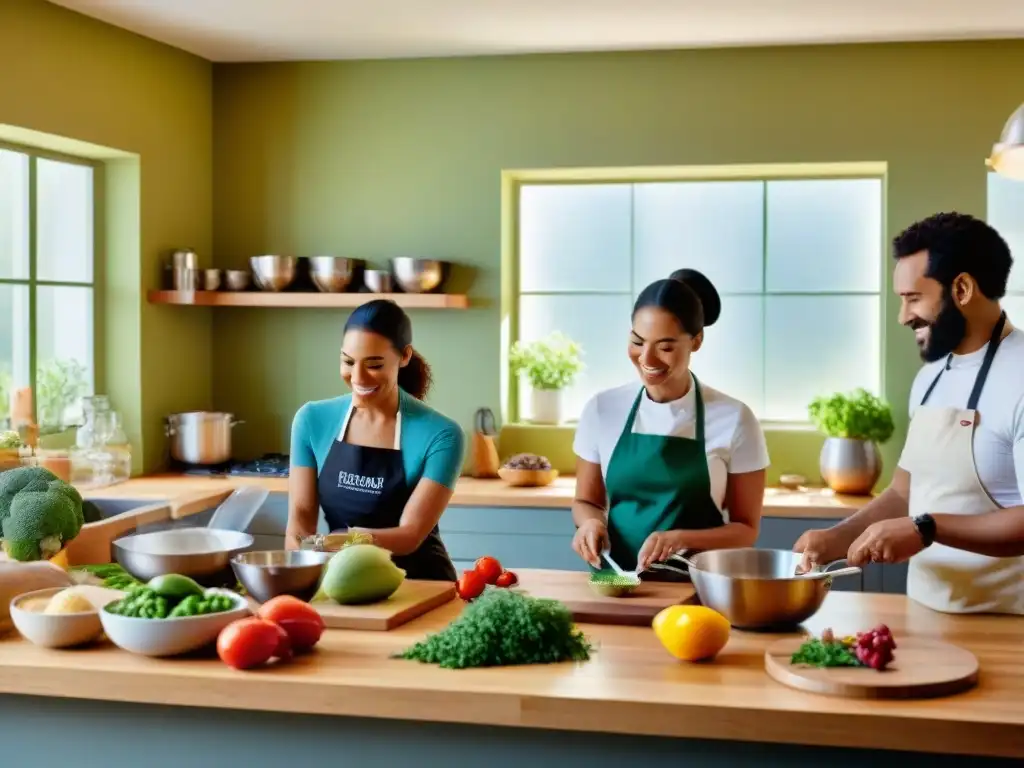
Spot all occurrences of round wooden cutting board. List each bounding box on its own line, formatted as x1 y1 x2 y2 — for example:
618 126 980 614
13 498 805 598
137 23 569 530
765 636 980 699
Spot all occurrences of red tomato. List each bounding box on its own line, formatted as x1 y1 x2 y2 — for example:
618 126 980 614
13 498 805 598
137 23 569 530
456 569 486 601
217 618 282 670
474 556 503 585
257 595 326 650
495 570 518 588
271 621 293 661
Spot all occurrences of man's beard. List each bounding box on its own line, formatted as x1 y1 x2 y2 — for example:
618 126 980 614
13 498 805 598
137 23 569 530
917 290 966 363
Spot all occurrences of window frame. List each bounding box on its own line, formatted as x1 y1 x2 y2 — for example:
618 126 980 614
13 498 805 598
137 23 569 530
0 139 103 428
500 162 889 427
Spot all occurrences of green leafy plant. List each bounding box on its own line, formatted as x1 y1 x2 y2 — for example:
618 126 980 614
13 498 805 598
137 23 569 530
808 388 895 444
36 358 87 430
509 332 584 391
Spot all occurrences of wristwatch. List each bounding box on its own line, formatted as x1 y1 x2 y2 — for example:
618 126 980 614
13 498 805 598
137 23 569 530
912 513 937 547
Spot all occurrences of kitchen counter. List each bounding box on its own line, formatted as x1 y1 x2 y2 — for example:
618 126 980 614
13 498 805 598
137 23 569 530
85 474 871 520
0 570 1020 765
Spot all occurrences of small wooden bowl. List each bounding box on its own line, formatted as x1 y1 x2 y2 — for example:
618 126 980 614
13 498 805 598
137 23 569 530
497 467 559 487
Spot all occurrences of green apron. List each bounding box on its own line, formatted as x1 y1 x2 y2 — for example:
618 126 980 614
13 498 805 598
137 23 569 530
603 376 725 572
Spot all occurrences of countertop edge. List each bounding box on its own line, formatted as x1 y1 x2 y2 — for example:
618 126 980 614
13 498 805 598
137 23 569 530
83 475 872 520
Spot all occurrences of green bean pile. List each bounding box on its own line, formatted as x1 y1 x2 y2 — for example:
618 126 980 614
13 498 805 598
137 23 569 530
105 585 236 619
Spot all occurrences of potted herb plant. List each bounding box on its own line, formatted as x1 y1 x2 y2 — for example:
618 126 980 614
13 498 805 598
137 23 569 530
509 332 584 425
36 358 88 432
808 388 895 495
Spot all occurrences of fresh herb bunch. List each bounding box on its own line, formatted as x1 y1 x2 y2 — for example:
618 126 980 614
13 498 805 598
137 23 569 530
509 332 584 391
790 637 862 668
808 388 895 444
397 586 592 669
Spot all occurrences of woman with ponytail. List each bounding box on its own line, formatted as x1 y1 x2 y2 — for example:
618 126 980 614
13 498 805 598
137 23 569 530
286 299 464 581
571 269 769 576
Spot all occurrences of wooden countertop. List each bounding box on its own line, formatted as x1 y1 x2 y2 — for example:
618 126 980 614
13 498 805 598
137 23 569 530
0 570 1019 757
84 474 870 520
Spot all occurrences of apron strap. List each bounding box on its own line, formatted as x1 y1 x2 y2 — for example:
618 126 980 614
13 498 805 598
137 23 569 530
919 312 1007 409
624 375 706 443
338 401 403 450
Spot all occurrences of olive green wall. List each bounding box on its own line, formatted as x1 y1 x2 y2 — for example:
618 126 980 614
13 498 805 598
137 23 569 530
211 41 1024 484
0 0 214 472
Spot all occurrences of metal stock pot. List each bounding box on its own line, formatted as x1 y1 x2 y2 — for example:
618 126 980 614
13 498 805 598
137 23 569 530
165 412 242 465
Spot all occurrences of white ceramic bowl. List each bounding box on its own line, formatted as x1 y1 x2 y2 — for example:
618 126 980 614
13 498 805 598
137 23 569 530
99 588 251 657
10 587 110 649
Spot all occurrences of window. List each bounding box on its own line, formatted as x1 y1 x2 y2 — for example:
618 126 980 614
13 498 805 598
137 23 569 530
986 173 1024 321
512 169 884 423
0 147 96 430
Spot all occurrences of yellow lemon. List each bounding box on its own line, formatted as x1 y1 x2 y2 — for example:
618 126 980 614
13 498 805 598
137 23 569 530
652 605 731 662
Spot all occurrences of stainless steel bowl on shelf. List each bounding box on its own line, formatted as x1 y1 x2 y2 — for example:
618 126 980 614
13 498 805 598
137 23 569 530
363 269 393 293
308 256 362 293
113 528 255 585
390 257 449 293
250 255 297 292
223 269 251 291
231 550 333 603
676 548 861 631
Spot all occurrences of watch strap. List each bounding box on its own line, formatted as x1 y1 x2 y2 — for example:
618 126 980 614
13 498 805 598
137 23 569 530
912 513 936 547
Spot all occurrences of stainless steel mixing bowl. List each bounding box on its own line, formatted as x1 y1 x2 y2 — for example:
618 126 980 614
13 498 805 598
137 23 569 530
308 256 362 293
677 548 861 630
113 528 255 585
250 255 297 292
231 550 333 603
363 269 393 293
223 269 251 291
390 257 448 293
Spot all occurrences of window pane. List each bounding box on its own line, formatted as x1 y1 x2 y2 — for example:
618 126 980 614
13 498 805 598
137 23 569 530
764 295 881 422
766 178 883 293
517 294 634 421
0 283 30 425
519 184 631 293
37 158 94 284
690 295 765 416
36 286 94 428
633 181 765 294
0 149 29 280
986 172 1024 293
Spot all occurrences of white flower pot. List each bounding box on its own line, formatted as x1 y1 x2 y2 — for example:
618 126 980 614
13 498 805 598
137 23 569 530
529 389 563 425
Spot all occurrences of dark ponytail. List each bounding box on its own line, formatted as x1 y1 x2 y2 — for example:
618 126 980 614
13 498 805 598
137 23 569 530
632 268 721 335
398 348 433 400
344 299 433 400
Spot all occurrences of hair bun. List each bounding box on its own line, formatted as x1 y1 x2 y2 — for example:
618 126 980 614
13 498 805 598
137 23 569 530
668 268 721 327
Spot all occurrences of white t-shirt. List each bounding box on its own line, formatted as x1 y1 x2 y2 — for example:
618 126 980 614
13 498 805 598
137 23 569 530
573 376 770 518
898 327 1024 508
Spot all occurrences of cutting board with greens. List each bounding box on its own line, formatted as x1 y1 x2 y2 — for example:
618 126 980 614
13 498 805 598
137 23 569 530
765 625 979 699
312 580 456 631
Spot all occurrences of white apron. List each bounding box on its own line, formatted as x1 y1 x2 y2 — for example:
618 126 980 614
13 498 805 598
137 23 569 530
902 312 1023 615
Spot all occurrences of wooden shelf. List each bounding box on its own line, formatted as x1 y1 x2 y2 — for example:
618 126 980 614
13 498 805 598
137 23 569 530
147 290 470 309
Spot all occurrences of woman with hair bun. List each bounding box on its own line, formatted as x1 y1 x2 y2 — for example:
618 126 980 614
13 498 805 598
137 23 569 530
286 299 464 581
571 269 769 574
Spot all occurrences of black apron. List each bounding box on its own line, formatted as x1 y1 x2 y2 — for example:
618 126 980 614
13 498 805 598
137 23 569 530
317 406 456 581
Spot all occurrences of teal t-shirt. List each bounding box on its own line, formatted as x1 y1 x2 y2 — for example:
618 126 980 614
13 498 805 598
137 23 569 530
289 389 466 490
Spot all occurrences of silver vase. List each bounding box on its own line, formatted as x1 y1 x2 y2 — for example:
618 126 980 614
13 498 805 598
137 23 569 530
819 437 881 495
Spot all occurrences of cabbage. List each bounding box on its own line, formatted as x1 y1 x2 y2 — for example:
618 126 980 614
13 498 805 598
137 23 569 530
318 544 405 605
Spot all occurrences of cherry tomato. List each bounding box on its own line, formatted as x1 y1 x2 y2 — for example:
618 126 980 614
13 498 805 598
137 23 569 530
217 618 282 670
257 595 326 650
474 556 503 585
495 570 518 588
456 569 486 601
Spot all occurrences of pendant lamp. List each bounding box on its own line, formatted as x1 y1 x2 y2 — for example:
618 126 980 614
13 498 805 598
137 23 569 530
986 103 1024 180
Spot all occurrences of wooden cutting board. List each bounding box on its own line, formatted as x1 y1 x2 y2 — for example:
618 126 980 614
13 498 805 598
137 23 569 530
515 570 697 627
311 580 457 631
764 636 980 699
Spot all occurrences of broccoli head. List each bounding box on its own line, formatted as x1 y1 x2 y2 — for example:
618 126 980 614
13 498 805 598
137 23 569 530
0 467 84 561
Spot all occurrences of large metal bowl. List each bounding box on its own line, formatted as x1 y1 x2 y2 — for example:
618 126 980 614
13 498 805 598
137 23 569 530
113 528 255 586
250 255 297 292
231 550 333 603
681 548 860 631
308 256 362 293
390 257 449 293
